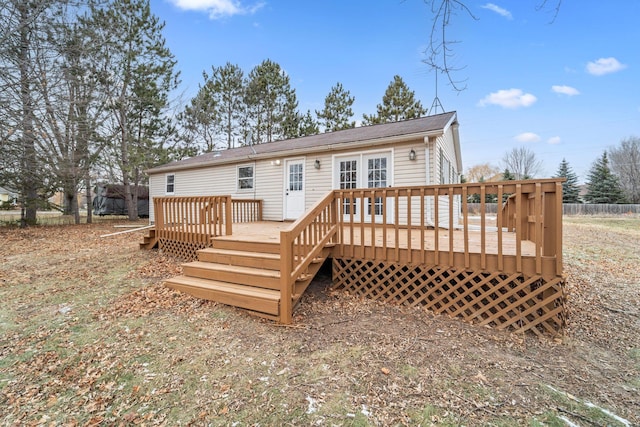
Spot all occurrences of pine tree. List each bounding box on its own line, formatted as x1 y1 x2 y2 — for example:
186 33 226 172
502 169 515 181
362 75 426 125
215 63 245 149
91 0 180 219
298 110 319 137
584 152 627 204
245 59 298 144
179 69 220 152
316 82 355 132
554 158 581 203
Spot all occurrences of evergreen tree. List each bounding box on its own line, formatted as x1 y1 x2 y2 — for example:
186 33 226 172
179 69 220 153
502 169 515 181
91 0 180 219
467 176 496 203
298 110 319 137
214 62 245 149
498 169 517 202
316 82 355 132
245 59 298 144
362 75 426 125
281 93 301 140
180 62 245 151
554 158 581 203
584 152 627 204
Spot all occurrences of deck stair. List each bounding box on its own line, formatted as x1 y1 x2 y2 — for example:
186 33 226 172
164 235 332 321
139 228 158 250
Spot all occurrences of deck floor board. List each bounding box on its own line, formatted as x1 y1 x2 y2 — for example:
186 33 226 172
159 221 534 257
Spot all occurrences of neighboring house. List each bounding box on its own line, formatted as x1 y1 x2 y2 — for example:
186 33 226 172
147 111 462 224
0 186 17 206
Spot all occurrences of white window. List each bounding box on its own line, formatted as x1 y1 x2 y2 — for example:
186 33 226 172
165 174 175 194
238 165 254 190
439 148 451 184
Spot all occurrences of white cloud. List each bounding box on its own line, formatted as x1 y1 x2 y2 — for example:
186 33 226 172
586 57 627 76
481 3 513 20
514 132 541 143
547 136 561 145
170 0 265 19
478 88 537 109
552 85 580 96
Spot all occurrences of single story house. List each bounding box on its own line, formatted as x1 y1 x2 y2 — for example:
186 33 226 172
142 111 566 335
147 111 462 224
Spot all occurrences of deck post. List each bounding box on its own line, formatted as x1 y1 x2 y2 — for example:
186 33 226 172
279 231 293 324
543 182 563 265
225 196 233 236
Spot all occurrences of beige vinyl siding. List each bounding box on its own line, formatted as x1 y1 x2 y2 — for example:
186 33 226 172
393 139 427 187
149 174 165 222
149 158 284 222
394 140 427 226
252 160 283 220
305 153 333 209
433 129 461 227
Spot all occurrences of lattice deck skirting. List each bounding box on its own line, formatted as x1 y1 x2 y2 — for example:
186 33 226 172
332 258 566 336
159 238 208 261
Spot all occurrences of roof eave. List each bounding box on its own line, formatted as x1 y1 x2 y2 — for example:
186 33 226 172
147 128 445 174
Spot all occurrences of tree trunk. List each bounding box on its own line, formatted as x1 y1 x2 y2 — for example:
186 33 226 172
85 175 93 224
19 3 38 227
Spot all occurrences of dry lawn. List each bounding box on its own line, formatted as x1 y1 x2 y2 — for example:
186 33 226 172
0 216 638 426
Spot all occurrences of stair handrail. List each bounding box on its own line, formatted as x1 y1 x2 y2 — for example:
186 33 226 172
279 190 338 323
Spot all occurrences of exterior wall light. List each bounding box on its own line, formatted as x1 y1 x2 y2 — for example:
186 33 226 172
314 159 321 169
271 159 281 166
409 149 417 161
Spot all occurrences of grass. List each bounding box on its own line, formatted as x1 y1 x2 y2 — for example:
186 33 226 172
1 217 638 425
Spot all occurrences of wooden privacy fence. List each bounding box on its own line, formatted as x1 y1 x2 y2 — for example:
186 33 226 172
153 196 233 259
330 179 566 335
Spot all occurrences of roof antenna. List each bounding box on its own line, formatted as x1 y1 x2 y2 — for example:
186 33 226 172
247 130 257 154
428 68 445 116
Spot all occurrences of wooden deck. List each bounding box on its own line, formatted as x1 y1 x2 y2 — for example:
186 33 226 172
217 221 533 254
147 179 566 335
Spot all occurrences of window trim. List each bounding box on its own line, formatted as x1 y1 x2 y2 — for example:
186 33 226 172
165 174 175 195
237 164 255 191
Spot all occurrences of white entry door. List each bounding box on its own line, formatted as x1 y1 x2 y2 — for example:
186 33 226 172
284 159 305 219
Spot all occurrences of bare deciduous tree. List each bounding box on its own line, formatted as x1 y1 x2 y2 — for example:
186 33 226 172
501 147 543 180
609 136 640 203
423 0 562 91
464 163 501 183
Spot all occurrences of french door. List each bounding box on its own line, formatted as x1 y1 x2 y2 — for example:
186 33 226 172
335 151 392 222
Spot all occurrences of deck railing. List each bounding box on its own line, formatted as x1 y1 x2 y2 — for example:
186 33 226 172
153 196 233 246
232 199 263 223
279 191 339 323
332 178 564 278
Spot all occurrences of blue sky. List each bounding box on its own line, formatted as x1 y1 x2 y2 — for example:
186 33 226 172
153 0 639 182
